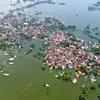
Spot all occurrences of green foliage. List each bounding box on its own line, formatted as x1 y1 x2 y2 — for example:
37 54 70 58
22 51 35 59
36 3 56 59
92 69 98 76
91 47 100 55
30 44 35 49
41 66 46 70
80 67 89 74
62 70 72 80
79 94 88 100
26 47 33 54
60 40 71 47
89 84 96 90
97 94 100 100
98 84 100 88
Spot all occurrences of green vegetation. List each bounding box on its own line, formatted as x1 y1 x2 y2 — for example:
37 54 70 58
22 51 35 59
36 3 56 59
62 70 72 81
79 86 89 100
97 94 100 100
0 40 14 50
30 44 35 49
60 40 71 47
79 83 99 100
98 84 100 88
89 84 96 90
41 66 46 70
25 47 33 54
90 47 100 56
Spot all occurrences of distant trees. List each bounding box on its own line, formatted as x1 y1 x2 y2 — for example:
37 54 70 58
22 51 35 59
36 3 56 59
68 25 76 30
79 83 98 100
41 66 46 70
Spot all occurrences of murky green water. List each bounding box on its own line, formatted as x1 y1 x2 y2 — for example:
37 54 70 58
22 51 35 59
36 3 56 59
0 39 99 100
0 0 100 100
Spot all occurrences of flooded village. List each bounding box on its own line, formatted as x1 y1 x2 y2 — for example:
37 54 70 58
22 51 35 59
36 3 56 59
0 0 100 100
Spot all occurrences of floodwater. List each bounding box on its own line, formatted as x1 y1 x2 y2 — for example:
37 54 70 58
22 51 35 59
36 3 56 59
0 0 100 100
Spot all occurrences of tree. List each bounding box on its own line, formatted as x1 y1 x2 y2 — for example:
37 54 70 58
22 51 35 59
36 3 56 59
79 94 88 100
89 84 96 90
98 84 100 88
60 40 71 47
41 66 46 70
26 47 33 54
97 94 100 100
62 70 72 80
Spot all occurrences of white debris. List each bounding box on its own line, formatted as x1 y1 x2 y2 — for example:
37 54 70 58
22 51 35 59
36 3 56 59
3 73 9 76
50 66 53 70
55 75 59 78
4 53 9 56
24 23 29 25
45 84 50 87
9 58 14 61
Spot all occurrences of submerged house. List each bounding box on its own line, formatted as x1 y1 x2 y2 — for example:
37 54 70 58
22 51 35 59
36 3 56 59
72 77 77 83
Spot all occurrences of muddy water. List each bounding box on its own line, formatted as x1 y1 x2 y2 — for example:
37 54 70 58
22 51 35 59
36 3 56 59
0 0 100 100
